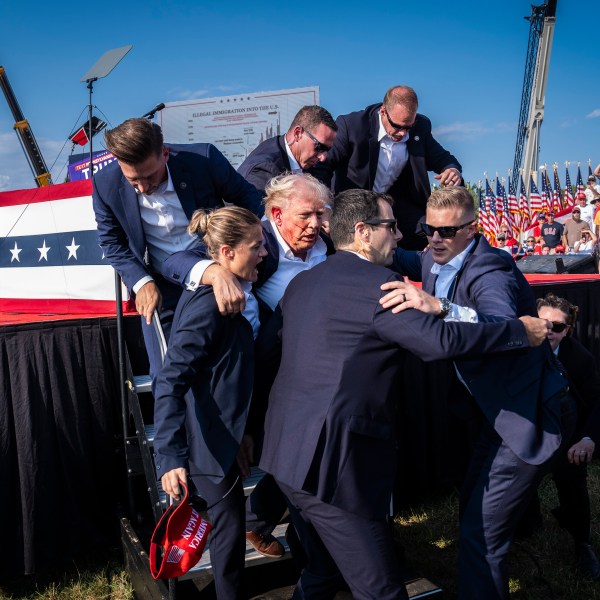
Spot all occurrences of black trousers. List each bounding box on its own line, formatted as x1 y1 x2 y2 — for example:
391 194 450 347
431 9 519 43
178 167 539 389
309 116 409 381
190 465 246 600
458 391 577 600
521 441 591 544
245 473 287 535
278 481 408 600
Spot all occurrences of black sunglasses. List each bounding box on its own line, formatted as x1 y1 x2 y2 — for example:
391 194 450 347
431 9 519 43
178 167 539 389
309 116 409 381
550 321 569 333
384 108 414 133
303 129 331 154
420 220 474 239
363 218 397 234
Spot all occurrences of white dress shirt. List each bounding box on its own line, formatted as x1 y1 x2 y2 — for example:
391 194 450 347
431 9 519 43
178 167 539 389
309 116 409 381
133 165 201 292
240 280 260 339
256 220 328 311
373 114 409 193
284 137 302 173
430 239 478 323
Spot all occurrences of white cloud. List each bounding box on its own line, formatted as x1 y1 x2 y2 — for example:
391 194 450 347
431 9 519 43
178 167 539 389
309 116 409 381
432 121 492 141
560 118 577 128
168 87 209 100
586 109 600 119
167 85 245 102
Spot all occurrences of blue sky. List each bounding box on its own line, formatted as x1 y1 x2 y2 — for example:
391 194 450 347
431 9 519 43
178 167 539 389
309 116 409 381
0 0 598 192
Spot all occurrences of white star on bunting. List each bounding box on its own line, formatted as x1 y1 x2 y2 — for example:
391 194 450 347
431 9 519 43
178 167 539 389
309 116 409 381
66 237 80 260
38 240 51 261
10 241 22 263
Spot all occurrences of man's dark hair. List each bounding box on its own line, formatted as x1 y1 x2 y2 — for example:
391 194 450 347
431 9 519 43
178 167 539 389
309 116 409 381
289 105 337 133
104 118 164 164
330 189 393 248
536 293 578 337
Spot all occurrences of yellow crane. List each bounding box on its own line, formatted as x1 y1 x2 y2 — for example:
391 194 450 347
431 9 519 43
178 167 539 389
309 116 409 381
0 65 52 187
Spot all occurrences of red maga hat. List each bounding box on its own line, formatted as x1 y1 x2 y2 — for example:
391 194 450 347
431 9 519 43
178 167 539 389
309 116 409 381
149 481 212 580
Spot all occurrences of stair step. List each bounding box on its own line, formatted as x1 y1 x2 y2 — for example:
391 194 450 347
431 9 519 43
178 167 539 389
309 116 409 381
131 374 152 394
144 423 155 444
179 522 289 581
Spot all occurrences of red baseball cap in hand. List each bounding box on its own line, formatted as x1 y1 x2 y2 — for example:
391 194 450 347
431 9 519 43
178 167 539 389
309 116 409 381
150 481 212 579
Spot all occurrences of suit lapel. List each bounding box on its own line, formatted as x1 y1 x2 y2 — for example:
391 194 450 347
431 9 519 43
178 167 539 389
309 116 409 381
277 136 292 171
168 154 197 220
368 109 380 188
119 179 145 256
421 252 437 294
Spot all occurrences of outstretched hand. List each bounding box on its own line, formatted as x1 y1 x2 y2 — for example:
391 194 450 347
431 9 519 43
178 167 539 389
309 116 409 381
380 278 442 315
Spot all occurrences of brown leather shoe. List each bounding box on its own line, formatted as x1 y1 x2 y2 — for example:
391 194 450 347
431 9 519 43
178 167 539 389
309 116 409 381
245 530 285 558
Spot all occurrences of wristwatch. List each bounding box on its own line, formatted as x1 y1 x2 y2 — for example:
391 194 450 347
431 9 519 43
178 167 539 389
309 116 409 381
438 297 452 318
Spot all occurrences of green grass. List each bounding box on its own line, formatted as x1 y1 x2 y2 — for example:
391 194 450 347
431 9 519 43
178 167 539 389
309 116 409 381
395 462 600 599
0 551 133 600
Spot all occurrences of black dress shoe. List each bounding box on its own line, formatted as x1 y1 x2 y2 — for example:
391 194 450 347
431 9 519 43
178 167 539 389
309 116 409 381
575 543 600 581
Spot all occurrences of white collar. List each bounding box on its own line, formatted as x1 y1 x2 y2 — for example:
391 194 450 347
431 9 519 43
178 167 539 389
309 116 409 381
430 238 476 275
284 136 301 172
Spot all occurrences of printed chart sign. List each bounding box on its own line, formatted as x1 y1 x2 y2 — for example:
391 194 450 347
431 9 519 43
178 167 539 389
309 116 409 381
157 87 319 169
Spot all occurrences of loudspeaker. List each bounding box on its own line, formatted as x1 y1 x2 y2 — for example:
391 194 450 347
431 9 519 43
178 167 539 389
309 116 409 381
516 254 596 274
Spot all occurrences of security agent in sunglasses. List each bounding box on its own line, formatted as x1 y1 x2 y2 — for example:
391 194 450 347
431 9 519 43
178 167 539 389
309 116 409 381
259 188 553 600
238 105 338 194
314 85 462 250
380 186 576 600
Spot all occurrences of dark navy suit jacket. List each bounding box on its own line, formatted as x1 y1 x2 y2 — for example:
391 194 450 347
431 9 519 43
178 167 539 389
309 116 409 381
558 336 600 444
153 286 254 484
393 235 568 465
259 251 533 519
316 104 461 247
92 143 263 291
237 135 324 193
237 136 291 193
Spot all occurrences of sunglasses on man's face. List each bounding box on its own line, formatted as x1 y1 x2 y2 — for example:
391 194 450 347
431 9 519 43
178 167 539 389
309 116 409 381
303 129 331 154
384 109 414 133
363 218 397 234
420 220 474 239
550 321 569 333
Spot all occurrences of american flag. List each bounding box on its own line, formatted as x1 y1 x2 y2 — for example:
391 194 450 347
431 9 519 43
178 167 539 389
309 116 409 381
507 176 520 216
589 163 594 178
564 166 575 208
497 177 515 234
529 176 543 215
541 170 552 212
519 175 531 232
485 178 498 239
477 184 490 238
0 180 132 314
552 166 562 211
576 166 585 199
494 176 504 216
